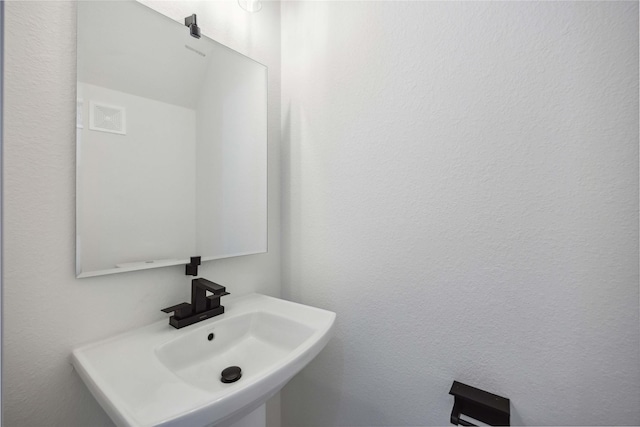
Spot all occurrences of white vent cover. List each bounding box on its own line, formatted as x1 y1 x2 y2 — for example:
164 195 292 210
89 101 126 135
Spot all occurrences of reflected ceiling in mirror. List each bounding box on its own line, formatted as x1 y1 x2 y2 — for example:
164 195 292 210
76 1 267 278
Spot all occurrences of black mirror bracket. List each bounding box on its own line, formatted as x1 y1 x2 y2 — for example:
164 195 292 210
185 14 201 39
185 256 201 276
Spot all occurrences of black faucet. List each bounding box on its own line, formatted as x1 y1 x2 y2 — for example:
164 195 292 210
161 278 230 329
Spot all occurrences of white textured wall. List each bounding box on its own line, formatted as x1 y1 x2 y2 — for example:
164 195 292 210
281 2 639 426
3 1 280 426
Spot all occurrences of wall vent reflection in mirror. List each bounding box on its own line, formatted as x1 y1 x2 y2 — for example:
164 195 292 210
89 101 126 135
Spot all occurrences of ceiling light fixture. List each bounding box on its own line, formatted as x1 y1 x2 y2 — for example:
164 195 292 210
238 0 262 13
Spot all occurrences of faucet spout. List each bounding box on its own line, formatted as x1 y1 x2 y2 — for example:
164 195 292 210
192 278 230 314
192 278 229 296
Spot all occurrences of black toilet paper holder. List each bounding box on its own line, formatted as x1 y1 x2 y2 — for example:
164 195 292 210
449 381 510 426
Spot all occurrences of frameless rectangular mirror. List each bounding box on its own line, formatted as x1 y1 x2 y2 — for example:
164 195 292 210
76 1 267 278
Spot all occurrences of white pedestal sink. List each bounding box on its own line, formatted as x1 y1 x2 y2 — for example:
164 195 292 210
72 294 336 427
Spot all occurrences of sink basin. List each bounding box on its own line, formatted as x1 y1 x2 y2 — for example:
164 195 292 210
72 293 336 427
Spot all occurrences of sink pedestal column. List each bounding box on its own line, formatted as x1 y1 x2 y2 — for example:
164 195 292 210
219 404 266 427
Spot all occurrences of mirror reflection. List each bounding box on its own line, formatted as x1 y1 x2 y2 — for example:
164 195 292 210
76 1 268 278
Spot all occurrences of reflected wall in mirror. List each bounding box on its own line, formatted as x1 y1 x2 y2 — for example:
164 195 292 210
76 1 267 278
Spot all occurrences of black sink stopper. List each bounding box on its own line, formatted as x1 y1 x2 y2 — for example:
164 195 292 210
221 366 242 383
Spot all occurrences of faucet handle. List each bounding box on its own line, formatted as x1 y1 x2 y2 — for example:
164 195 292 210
161 302 192 320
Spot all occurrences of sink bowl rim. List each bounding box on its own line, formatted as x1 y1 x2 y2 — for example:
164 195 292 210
71 293 336 427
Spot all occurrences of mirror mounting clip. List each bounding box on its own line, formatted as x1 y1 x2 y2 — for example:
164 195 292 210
185 256 201 276
185 14 201 39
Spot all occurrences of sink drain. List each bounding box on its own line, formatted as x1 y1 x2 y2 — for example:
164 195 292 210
221 366 242 383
